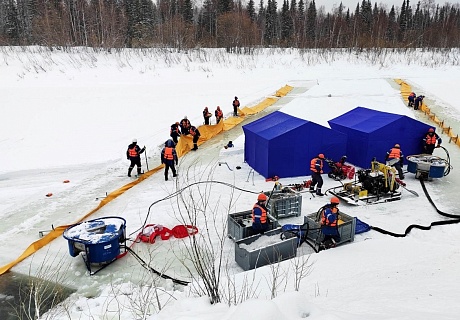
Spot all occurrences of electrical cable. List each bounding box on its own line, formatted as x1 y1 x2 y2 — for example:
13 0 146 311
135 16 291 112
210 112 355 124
125 246 190 286
128 180 264 238
371 178 460 237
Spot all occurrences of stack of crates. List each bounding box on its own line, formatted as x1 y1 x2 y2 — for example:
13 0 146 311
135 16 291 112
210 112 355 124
303 211 356 247
264 188 302 219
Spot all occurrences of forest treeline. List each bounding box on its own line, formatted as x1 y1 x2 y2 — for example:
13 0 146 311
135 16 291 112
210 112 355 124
0 0 459 49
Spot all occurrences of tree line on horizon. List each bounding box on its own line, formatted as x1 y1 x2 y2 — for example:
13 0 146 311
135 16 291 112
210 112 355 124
0 0 459 49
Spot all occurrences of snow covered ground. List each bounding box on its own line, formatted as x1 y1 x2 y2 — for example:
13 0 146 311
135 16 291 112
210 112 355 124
1 48 460 319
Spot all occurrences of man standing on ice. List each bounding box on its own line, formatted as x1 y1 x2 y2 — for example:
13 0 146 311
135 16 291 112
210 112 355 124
232 96 240 116
126 138 145 177
309 153 325 196
161 139 178 181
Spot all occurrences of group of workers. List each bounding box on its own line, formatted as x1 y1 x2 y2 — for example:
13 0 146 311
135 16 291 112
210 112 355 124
407 92 425 110
250 126 443 250
384 127 442 180
251 192 341 250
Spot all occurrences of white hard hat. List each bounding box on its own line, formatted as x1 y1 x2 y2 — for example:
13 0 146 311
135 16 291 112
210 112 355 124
133 138 137 143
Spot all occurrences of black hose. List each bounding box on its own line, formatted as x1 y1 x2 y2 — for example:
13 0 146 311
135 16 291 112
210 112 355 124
125 246 190 286
129 180 262 237
371 178 460 237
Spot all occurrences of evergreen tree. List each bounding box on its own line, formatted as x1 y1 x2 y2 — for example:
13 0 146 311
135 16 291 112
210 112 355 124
182 0 194 23
281 0 292 41
247 0 256 22
306 0 316 44
386 5 396 43
4 0 20 43
218 0 233 14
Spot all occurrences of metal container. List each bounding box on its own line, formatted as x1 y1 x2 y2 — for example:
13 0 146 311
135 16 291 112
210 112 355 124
264 189 302 219
234 228 298 271
303 211 356 247
228 210 279 241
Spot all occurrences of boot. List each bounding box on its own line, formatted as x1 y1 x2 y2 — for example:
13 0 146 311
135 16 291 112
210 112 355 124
309 186 315 193
316 188 324 196
128 168 133 177
192 143 198 151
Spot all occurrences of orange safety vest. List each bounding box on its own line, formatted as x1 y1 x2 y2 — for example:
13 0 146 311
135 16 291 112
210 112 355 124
388 148 401 159
164 147 174 160
425 134 437 145
310 158 323 173
216 110 223 118
321 206 338 227
128 147 138 157
252 203 267 224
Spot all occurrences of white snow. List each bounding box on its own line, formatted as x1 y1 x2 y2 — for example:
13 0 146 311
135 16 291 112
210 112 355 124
1 47 460 320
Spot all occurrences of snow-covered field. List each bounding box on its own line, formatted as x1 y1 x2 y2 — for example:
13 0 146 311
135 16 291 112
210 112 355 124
1 48 460 319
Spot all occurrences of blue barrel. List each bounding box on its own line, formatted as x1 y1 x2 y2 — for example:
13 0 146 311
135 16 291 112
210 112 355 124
63 217 126 264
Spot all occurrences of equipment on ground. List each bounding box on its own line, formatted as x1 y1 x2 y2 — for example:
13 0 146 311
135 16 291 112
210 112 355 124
406 146 452 180
329 160 402 205
325 156 355 180
63 216 127 275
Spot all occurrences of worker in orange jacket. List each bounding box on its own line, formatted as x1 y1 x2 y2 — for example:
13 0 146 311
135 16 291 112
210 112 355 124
252 193 269 234
161 139 178 181
309 154 325 196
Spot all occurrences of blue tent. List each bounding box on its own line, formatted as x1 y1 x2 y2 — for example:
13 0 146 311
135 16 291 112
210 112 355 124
242 111 347 178
328 107 431 169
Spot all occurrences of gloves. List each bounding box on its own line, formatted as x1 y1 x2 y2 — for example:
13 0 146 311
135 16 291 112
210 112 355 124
436 144 441 148
175 161 178 165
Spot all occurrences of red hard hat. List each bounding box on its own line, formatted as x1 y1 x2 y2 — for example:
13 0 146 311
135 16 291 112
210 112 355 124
331 197 340 204
428 128 435 132
258 193 267 201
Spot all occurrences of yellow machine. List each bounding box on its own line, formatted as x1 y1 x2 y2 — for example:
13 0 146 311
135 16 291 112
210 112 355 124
330 160 401 205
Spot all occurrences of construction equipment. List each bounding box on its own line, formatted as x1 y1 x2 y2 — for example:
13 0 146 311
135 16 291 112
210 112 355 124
329 160 402 205
325 156 355 180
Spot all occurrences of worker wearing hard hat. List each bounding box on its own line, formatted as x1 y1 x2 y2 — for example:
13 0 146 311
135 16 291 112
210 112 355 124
126 138 146 177
252 193 269 234
385 143 404 180
309 153 325 196
320 197 341 250
423 128 442 155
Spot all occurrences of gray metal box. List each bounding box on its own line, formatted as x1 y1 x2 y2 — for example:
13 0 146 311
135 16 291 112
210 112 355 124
265 189 302 219
235 228 298 271
228 210 279 241
303 211 356 246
